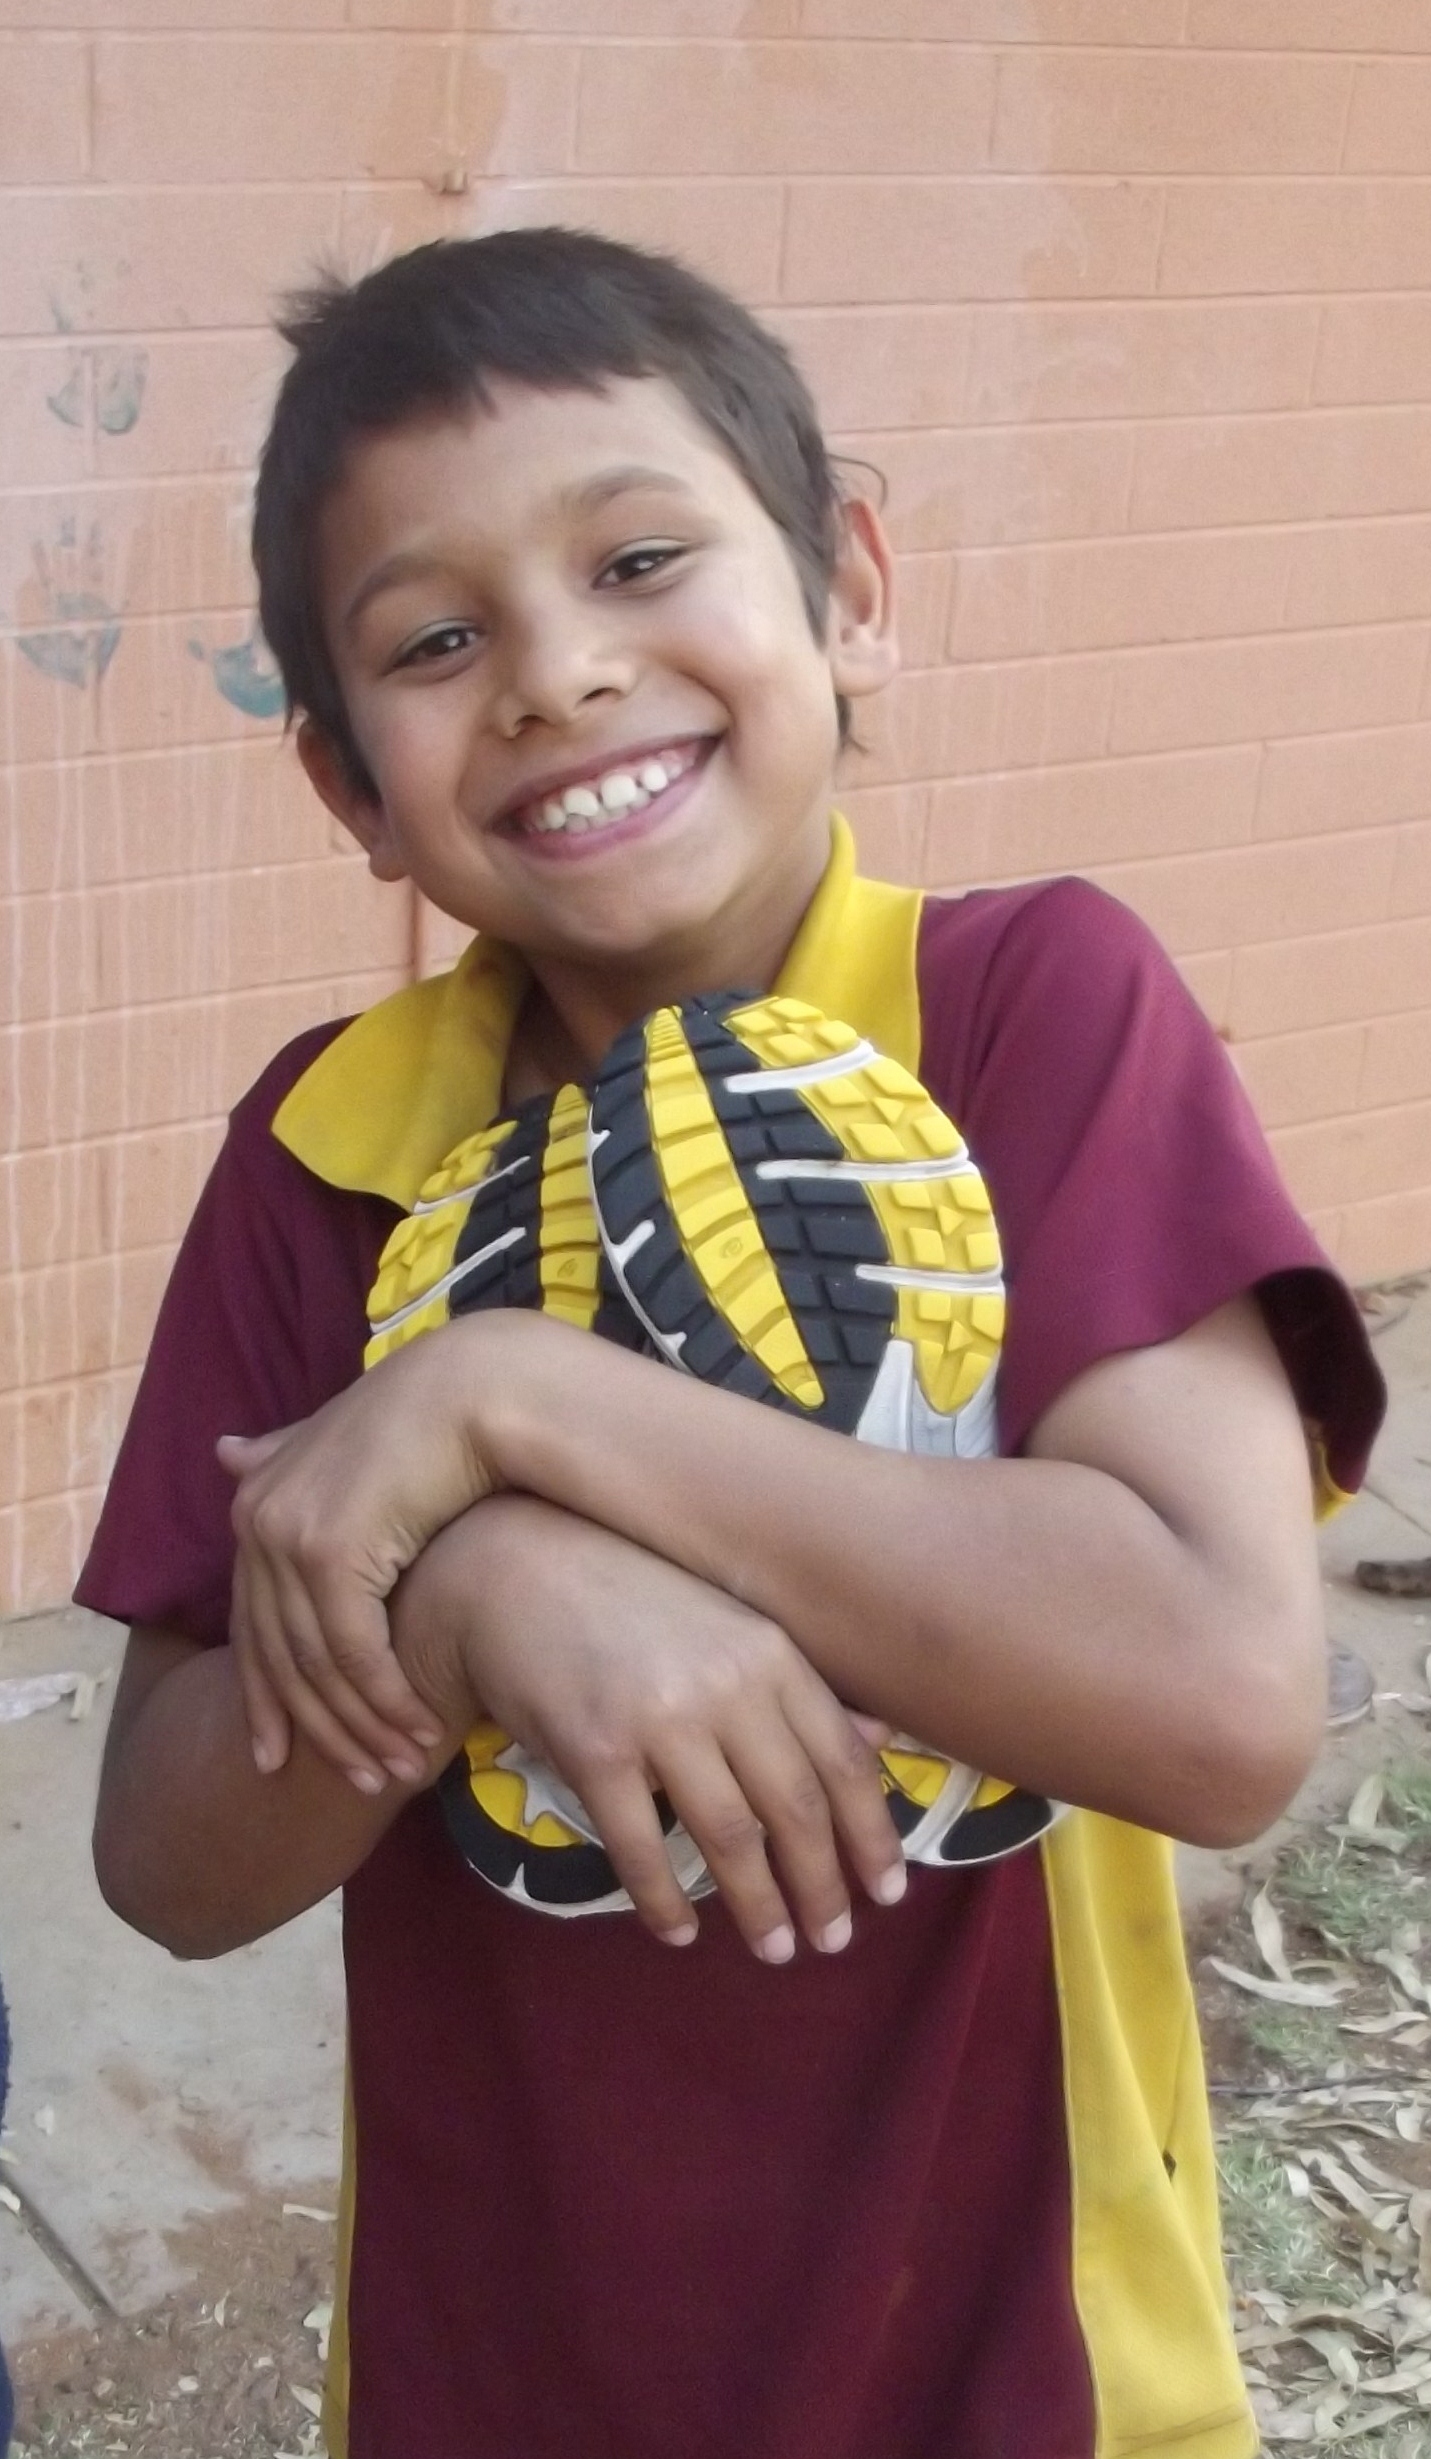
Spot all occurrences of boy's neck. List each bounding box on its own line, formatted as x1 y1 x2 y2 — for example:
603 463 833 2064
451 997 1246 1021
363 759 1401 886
506 834 830 1095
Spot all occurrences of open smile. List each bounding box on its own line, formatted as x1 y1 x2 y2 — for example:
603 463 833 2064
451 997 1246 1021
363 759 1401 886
497 736 716 858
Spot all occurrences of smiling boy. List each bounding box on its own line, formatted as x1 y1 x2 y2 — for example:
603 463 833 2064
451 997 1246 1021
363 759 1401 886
84 232 1383 2459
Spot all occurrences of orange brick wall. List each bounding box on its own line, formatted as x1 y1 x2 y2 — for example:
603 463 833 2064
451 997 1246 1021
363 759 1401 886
5 0 1431 1611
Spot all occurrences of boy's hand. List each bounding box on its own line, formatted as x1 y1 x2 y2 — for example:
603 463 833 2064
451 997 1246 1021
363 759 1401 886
219 1322 513 1791
395 1497 908 1962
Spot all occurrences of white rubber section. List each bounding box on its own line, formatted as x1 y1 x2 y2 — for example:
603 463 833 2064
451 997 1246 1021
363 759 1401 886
368 1223 525 1339
723 1042 879 1095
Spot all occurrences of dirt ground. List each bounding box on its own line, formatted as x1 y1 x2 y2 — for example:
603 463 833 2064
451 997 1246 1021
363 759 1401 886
10 1538 1431 2457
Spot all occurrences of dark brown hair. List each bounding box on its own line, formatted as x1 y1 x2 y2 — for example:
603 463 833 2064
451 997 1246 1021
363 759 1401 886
252 228 850 797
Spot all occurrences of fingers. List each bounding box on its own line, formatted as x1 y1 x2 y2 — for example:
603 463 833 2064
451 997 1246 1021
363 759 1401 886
236 1546 401 1793
571 1762 703 1948
783 1669 907 1914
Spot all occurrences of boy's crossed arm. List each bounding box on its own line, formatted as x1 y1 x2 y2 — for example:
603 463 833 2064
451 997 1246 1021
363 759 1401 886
214 1288 1324 1920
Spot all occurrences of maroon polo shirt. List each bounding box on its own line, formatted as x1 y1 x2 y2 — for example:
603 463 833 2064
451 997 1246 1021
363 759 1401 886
79 877 1383 2459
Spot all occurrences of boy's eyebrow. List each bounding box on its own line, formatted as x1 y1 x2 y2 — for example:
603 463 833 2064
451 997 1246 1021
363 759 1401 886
342 467 698 635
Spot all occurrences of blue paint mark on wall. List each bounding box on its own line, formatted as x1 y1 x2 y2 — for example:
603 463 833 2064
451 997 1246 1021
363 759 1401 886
18 591 121 688
189 632 286 723
45 359 86 429
96 349 148 436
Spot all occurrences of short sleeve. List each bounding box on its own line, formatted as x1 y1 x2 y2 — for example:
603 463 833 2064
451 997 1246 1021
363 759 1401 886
916 878 1384 1490
75 1027 399 1647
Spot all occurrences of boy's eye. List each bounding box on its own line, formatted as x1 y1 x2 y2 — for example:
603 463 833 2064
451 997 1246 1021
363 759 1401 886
596 543 685 589
393 622 479 669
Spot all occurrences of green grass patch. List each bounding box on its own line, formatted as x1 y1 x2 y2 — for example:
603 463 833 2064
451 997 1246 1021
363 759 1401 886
1215 2135 1341 2304
1240 2000 1343 2075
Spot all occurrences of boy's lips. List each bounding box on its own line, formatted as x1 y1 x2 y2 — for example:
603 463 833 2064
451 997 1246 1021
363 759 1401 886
493 734 716 842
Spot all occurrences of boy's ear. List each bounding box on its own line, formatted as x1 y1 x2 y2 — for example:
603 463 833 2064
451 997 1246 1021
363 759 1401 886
296 718 409 883
826 495 899 705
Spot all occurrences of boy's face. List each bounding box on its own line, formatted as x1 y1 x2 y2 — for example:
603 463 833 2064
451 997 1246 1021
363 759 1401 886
301 376 896 1018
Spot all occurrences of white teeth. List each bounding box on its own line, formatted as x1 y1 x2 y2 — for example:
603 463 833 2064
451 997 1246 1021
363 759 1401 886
519 745 697 837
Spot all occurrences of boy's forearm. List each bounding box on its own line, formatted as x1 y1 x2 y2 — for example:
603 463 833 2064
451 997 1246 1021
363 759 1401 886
480 1313 1321 1845
94 1628 464 1958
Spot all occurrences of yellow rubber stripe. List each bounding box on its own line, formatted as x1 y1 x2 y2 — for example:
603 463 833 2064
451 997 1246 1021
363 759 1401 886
726 998 1003 1417
466 1722 585 1847
538 1082 603 1333
644 1008 824 1409
364 1118 519 1365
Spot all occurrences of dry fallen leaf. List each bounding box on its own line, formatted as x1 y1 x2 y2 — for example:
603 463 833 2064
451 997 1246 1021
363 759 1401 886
287 2384 323 2420
1348 1773 1388 1833
1251 1887 1297 1985
282 2202 336 2224
1209 1958 1349 2007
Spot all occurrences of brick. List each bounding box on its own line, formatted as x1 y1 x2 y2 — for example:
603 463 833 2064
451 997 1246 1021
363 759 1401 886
1133 406 1431 534
1284 518 1431 636
1346 58 1431 170
802 0 1186 35
8 972 402 1151
925 746 1261 886
950 531 1291 664
1232 1024 1367 1133
0 1374 135 1511
1160 183 1431 298
841 784 928 885
1258 722 1431 841
772 308 973 433
0 1245 174 1389
1361 1009 1431 1109
1188 0 1431 46
0 1142 107 1275
1337 1186 1431 1287
1273 1100 1431 1217
965 299 1319 426
1110 625 1429 759
783 177 1163 305
892 554 954 670
868 654 1114 785
106 1118 223 1252
576 42 995 178
0 0 342 20
0 36 87 180
857 423 1133 553
1176 949 1233 1036
1229 916 1431 1039
0 342 94 487
442 178 789 304
1084 831 1398 958
1314 299 1431 408
0 478 254 630
356 0 797 21
994 49 1351 177
0 632 96 768
94 614 283 758
9 742 335 899
94 36 576 186
1392 819 1431 916
0 185 343 338
4 862 405 1024
93 332 282 480
6 1487 105 1618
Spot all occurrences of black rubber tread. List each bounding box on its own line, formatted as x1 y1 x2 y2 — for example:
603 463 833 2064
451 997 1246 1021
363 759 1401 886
447 1092 644 1350
589 999 897 1433
439 1758 686 1909
936 1790 1059 1866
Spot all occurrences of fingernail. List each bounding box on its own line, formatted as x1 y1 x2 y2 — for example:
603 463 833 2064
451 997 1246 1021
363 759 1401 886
871 1862 908 1906
413 1727 442 1750
252 1738 279 1776
816 1910 853 1955
662 1921 698 1948
384 1756 425 1785
350 1768 386 1796
756 1924 796 1965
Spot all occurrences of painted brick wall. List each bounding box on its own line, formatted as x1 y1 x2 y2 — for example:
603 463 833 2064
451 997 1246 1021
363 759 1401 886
5 0 1431 1612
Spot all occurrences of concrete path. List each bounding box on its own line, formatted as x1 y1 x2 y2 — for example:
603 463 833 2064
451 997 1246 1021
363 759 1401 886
2 1277 1430 2352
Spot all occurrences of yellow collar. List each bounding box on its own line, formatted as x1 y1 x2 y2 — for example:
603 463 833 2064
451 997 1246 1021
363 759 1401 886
273 815 923 1209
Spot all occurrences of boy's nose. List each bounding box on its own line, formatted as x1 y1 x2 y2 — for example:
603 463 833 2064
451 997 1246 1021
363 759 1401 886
491 605 635 737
